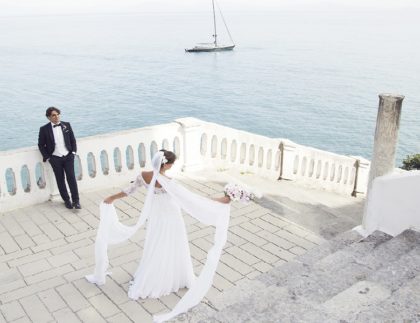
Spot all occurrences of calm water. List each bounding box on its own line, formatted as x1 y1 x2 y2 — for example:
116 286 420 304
0 10 419 164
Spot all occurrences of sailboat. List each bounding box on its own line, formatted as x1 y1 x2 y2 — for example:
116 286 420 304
185 0 235 52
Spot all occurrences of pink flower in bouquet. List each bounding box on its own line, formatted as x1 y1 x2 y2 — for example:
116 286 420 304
223 183 257 203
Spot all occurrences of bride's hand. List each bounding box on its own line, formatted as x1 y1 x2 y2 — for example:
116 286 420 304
103 196 114 204
212 196 231 204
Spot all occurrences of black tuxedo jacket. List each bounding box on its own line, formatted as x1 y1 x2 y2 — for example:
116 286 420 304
38 121 77 162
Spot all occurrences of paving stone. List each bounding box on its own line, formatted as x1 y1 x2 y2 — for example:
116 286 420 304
77 307 107 323
0 276 66 303
39 222 65 240
98 277 130 305
241 242 280 264
9 316 32 323
0 248 32 265
53 307 82 323
0 301 25 322
31 233 51 245
51 238 92 256
228 215 253 226
252 261 273 273
250 217 280 233
0 231 20 253
31 238 67 253
38 288 67 312
0 268 21 286
229 226 267 246
106 312 132 323
56 283 90 312
0 279 26 295
119 301 152 323
19 294 53 323
48 250 80 267
225 246 259 265
140 298 166 314
8 250 51 268
239 221 261 234
159 293 181 309
255 230 295 250
262 243 297 261
220 253 253 275
274 228 316 249
25 264 74 285
14 234 35 249
216 262 243 282
0 217 25 237
212 273 235 291
18 258 52 276
88 294 120 318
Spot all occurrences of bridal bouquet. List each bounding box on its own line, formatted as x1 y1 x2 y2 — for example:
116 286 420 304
224 183 260 203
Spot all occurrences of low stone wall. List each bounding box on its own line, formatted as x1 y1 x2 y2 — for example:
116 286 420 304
0 118 370 212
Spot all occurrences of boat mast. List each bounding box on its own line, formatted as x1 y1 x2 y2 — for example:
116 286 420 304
212 0 218 47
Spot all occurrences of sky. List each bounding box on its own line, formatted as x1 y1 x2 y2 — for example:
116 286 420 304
1 0 419 16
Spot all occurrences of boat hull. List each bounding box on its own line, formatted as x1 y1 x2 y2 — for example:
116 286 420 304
185 45 235 53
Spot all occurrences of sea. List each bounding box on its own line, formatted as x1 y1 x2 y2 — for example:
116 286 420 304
0 8 419 164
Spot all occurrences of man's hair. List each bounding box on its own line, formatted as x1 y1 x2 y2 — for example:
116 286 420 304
46 107 61 117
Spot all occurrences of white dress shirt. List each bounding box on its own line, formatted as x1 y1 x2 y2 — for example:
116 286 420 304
51 122 70 157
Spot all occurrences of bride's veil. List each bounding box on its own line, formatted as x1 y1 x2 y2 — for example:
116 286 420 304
85 151 165 284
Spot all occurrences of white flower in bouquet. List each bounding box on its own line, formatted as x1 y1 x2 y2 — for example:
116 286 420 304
223 183 261 203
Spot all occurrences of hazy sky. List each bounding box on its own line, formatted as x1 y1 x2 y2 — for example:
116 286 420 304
1 0 419 16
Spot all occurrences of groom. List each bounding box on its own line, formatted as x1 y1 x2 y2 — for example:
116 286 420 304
38 107 81 209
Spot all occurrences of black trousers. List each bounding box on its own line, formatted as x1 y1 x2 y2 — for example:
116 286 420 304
49 154 79 203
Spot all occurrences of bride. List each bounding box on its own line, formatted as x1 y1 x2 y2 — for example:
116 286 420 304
86 150 231 322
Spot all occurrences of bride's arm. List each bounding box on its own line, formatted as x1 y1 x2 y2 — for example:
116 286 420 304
103 174 143 204
211 196 231 204
104 191 127 204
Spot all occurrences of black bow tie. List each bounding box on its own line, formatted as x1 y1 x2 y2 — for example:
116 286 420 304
53 124 61 128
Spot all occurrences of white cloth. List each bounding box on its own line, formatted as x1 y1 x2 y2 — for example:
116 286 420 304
51 123 69 157
86 152 231 322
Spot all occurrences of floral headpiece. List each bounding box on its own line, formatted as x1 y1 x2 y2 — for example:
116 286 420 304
161 156 168 165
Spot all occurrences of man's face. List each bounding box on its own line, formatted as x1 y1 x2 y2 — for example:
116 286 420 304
48 111 60 124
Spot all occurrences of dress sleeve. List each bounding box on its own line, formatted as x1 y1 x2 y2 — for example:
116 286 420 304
122 175 144 196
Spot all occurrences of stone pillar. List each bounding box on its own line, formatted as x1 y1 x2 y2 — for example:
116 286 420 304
175 117 205 172
368 93 404 186
46 163 61 201
358 94 404 235
278 139 297 180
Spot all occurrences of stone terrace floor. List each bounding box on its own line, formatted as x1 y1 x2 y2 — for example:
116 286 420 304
0 172 364 323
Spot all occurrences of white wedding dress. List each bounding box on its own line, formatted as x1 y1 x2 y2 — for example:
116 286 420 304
123 175 195 299
86 152 230 323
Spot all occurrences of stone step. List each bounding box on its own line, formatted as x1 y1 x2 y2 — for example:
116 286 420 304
324 244 420 322
174 230 419 323
284 230 414 305
210 229 363 312
173 230 366 322
354 272 420 322
257 229 365 287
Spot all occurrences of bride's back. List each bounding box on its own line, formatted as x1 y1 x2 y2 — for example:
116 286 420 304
141 171 163 188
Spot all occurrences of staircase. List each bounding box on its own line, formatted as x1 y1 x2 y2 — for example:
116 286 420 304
175 229 420 322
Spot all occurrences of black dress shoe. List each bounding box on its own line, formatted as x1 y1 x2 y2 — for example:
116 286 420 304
64 200 73 209
72 201 82 209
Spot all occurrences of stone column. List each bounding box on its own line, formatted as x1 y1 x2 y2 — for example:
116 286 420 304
358 94 404 235
175 117 205 172
368 93 404 186
278 139 297 180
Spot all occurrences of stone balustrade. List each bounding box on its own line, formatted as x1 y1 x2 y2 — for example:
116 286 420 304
0 118 370 212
